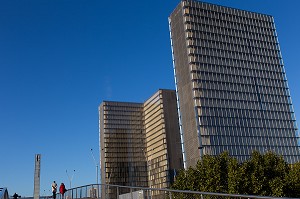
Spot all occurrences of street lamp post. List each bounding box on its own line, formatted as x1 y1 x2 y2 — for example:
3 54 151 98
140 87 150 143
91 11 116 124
66 169 75 189
90 148 99 184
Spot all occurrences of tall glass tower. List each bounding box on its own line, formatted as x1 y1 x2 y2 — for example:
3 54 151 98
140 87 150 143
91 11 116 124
169 0 300 168
99 89 183 198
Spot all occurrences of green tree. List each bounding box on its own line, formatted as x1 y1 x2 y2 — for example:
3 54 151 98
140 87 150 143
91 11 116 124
197 153 222 192
227 157 242 194
171 169 188 190
263 151 289 197
248 151 267 195
172 152 232 193
171 167 201 191
171 151 297 197
185 167 200 191
236 157 254 195
285 161 300 197
237 151 289 196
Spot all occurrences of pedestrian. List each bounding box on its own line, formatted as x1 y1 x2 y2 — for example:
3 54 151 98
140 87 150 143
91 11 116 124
12 193 20 199
59 183 67 199
52 181 57 199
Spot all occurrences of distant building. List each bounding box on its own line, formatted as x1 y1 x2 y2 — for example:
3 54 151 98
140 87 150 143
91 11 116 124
99 89 183 197
169 0 300 168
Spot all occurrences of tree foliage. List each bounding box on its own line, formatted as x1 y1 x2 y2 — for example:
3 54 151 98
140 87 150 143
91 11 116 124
285 161 300 198
171 151 300 197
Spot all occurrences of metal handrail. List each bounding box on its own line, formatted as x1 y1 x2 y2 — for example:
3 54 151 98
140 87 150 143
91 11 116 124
0 188 9 199
56 183 299 199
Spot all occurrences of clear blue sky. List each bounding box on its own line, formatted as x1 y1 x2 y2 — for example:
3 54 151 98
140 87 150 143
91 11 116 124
0 0 299 197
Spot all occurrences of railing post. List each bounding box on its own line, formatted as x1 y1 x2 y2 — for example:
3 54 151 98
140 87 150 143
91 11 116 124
169 191 172 199
146 189 149 199
116 187 119 199
130 188 133 199
105 184 108 199
86 186 87 198
148 189 151 199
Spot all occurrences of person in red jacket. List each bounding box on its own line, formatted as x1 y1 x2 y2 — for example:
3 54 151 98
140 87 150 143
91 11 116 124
59 183 67 199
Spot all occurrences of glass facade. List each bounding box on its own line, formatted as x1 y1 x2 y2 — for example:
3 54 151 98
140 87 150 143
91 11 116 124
169 0 300 168
99 101 146 197
99 90 183 197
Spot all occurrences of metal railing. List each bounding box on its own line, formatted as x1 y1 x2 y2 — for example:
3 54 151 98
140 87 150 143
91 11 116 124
0 188 9 199
55 184 298 199
57 184 100 199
